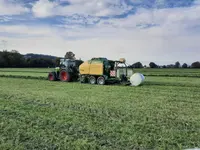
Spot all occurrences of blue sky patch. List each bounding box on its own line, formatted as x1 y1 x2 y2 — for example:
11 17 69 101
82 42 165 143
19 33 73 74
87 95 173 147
0 0 198 28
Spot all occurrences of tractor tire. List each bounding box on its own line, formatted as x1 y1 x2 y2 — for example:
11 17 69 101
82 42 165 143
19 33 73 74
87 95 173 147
97 76 105 85
48 72 57 81
59 70 71 82
89 76 96 84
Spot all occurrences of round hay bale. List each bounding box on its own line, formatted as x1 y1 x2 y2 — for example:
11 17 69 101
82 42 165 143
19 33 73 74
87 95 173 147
130 73 145 86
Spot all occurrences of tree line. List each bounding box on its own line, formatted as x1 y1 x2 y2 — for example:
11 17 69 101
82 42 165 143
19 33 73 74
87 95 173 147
0 50 199 68
0 50 58 68
129 61 200 68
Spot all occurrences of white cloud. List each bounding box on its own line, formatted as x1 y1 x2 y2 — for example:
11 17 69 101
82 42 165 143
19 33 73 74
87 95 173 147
32 0 132 18
0 16 12 22
0 0 30 15
1 1 200 65
32 0 58 18
99 3 200 29
0 25 56 36
1 21 200 65
1 29 199 65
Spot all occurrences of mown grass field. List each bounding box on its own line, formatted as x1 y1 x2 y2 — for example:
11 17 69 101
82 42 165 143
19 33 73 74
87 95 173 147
0 68 200 150
0 68 200 78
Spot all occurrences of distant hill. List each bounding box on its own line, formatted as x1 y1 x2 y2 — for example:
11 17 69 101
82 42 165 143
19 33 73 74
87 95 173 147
24 53 58 59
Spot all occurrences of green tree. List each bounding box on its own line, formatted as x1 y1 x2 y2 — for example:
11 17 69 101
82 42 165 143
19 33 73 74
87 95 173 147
174 61 181 68
0 50 25 67
182 63 188 68
149 62 158 68
131 62 143 68
191 61 200 68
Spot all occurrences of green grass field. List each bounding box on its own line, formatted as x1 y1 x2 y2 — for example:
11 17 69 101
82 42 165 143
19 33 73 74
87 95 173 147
0 68 200 78
0 68 200 149
0 68 51 79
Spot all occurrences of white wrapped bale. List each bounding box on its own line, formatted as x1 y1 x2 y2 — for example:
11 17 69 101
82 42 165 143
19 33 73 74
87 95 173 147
130 73 145 86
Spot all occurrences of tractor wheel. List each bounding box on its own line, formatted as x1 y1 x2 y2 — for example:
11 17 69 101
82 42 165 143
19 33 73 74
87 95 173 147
48 72 57 81
59 70 71 82
97 76 105 85
89 76 96 84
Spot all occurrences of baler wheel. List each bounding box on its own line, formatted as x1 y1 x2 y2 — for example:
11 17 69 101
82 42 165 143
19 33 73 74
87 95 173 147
89 76 96 84
97 76 105 85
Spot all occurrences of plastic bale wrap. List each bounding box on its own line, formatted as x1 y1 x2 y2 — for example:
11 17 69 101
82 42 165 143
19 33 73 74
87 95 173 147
130 73 145 86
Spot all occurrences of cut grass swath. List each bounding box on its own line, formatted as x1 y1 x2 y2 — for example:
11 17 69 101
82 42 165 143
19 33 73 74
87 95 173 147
0 74 47 80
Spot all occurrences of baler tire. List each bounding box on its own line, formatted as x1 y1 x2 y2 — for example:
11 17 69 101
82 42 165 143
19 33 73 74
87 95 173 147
89 76 96 84
48 72 57 81
59 70 71 82
97 76 105 85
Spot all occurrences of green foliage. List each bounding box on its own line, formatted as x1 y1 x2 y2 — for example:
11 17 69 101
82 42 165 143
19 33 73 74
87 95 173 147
149 62 158 68
130 62 143 68
174 61 181 68
0 50 25 67
0 75 200 149
182 63 188 68
25 57 55 68
191 61 200 68
0 50 57 68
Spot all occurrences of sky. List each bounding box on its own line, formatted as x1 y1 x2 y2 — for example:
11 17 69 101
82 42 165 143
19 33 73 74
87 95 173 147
0 0 200 66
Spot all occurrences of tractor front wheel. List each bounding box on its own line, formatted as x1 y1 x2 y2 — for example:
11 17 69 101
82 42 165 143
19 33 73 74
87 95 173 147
48 72 57 81
59 70 71 82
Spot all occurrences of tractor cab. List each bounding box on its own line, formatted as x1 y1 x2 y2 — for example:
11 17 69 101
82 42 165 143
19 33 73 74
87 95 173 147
59 58 82 69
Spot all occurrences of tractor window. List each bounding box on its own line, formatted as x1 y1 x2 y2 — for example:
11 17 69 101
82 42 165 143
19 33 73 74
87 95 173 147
60 59 66 67
60 59 64 64
108 61 115 70
90 58 104 64
91 60 102 64
59 59 74 67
